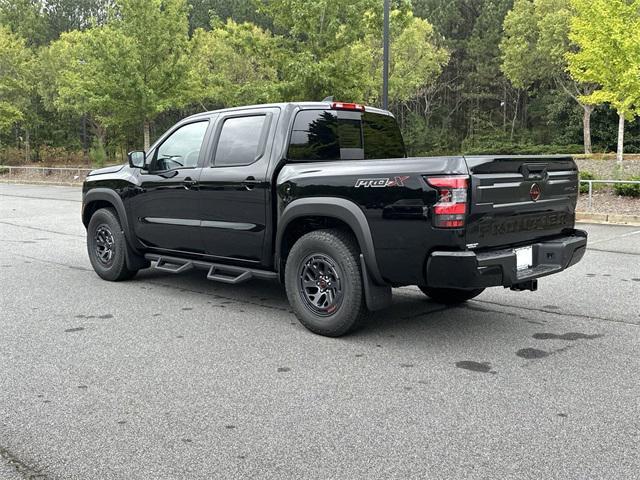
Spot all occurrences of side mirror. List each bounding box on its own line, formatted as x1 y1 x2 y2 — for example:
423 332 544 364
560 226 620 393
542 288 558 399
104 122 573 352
128 150 146 168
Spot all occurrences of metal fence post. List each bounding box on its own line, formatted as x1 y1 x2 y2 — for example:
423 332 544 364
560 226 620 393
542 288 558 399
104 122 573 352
588 181 593 210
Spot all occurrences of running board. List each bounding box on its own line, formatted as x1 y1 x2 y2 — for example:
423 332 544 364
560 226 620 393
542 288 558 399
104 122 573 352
145 254 278 285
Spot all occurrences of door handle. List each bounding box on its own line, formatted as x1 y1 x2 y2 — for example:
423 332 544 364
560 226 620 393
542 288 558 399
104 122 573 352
183 177 199 189
242 176 260 190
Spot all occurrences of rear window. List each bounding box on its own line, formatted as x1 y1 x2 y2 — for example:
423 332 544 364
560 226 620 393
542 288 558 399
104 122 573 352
287 109 406 161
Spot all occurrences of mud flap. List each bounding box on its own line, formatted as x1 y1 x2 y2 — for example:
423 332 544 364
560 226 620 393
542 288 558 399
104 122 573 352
360 254 392 311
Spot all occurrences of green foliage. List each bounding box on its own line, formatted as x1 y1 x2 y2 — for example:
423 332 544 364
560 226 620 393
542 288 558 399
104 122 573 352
501 0 573 89
3 0 640 164
0 0 49 45
89 138 107 167
356 9 449 106
189 0 267 32
567 0 640 120
579 170 595 193
41 0 199 149
191 19 283 107
614 176 640 198
258 0 446 105
0 26 33 132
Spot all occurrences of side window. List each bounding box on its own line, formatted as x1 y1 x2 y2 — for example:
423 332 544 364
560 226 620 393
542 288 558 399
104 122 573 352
154 121 208 171
287 110 339 161
213 115 267 167
363 112 406 159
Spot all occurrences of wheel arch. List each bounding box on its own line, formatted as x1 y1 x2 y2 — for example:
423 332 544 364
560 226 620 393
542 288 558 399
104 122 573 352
83 188 131 226
82 189 144 266
276 197 385 285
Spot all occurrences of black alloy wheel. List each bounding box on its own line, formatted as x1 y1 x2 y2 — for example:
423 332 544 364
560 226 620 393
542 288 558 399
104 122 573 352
298 253 344 316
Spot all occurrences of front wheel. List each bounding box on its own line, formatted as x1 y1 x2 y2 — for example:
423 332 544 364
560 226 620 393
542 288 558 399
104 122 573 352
285 229 368 337
419 286 484 304
87 208 138 281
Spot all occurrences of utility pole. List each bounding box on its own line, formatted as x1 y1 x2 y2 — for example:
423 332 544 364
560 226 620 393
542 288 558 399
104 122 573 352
382 0 390 110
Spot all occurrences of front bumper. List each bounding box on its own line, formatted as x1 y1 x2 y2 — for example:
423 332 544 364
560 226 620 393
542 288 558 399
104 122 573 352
425 229 587 290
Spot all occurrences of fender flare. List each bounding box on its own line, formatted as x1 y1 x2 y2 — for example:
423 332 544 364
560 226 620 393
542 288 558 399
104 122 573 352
83 189 146 269
276 197 386 285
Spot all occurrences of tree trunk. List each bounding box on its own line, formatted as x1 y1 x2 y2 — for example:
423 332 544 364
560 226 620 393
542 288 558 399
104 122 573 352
25 128 30 164
617 113 625 165
510 90 520 142
582 105 594 155
143 120 150 151
82 114 89 164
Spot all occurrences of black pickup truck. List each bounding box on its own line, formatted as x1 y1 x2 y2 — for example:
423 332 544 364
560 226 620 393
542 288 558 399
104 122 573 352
82 101 587 336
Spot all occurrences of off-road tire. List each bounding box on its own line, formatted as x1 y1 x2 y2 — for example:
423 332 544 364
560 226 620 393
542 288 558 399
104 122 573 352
87 208 138 281
285 229 368 337
419 286 484 304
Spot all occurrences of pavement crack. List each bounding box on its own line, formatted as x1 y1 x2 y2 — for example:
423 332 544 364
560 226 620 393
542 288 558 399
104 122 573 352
145 279 292 313
13 254 91 271
0 193 81 203
400 305 450 319
586 248 640 257
474 299 638 327
0 445 49 479
588 229 640 246
0 221 84 238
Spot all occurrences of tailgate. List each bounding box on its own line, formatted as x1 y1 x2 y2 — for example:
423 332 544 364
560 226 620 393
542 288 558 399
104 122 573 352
464 155 579 249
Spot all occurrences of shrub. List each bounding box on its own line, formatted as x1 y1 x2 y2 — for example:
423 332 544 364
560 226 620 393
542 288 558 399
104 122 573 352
579 170 596 194
0 147 29 165
38 145 85 166
614 176 640 198
89 139 107 168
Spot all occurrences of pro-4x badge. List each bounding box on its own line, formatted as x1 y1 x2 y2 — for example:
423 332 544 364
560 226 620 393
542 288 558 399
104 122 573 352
354 176 410 188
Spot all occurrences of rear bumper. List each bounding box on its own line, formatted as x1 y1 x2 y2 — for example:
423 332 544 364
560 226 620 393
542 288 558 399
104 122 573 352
425 229 587 290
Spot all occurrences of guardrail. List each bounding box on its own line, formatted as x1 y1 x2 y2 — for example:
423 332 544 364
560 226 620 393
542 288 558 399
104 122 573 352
580 179 640 209
0 165 93 176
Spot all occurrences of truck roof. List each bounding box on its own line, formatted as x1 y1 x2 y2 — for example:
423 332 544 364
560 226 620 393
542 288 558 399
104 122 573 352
185 102 393 121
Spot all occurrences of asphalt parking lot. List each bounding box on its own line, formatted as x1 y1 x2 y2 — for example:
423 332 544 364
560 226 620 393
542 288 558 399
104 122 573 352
1 183 639 480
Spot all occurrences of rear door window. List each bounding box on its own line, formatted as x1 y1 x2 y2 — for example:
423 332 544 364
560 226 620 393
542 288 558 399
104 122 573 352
214 115 268 167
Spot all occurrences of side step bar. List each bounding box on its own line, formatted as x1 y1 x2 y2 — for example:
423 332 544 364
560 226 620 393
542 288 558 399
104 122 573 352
145 254 278 285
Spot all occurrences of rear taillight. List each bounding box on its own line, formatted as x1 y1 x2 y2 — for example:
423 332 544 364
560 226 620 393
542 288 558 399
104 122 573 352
425 176 469 228
331 101 365 112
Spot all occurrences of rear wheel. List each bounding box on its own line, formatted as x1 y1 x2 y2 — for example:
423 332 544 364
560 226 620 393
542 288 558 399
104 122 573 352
419 286 484 304
87 208 138 281
285 229 367 337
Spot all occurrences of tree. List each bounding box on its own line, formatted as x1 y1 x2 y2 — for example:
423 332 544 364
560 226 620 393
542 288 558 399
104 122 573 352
259 0 447 106
41 0 198 150
260 0 380 101
567 0 640 163
0 26 33 133
0 0 49 45
188 0 268 33
353 8 449 106
412 0 516 152
501 0 595 154
190 19 283 108
42 0 114 38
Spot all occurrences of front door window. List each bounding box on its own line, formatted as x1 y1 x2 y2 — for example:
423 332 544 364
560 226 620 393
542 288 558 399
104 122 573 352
153 121 209 171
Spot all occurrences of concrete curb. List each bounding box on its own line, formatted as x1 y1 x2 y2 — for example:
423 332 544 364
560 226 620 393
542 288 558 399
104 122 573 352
576 212 640 226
